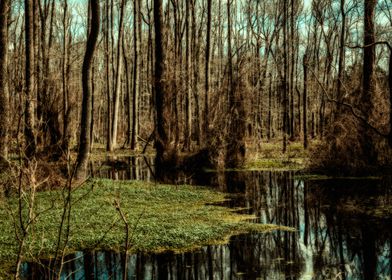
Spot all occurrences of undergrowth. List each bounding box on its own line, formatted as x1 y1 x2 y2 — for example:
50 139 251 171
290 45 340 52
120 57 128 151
245 140 311 171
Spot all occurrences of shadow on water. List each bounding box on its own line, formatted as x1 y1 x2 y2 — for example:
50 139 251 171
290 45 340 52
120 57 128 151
88 156 155 182
22 158 392 279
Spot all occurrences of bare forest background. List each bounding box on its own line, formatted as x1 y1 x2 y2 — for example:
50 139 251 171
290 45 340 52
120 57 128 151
0 0 392 177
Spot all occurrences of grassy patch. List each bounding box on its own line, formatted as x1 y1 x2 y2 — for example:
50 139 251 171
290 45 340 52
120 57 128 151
245 158 305 171
245 140 310 171
0 179 291 276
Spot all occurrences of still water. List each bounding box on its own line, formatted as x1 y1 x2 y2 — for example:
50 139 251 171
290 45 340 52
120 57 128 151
22 157 392 279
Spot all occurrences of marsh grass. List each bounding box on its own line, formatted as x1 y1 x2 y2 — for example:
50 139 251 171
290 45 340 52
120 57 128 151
245 141 310 171
0 179 290 276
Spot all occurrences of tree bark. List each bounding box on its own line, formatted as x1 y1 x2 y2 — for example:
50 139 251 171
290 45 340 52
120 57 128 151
303 53 308 149
61 0 72 152
336 0 346 113
204 0 212 142
24 0 37 159
360 0 377 166
76 0 100 179
282 0 289 153
109 0 126 151
389 49 392 146
105 1 112 151
184 0 192 151
154 0 176 178
225 0 246 168
0 0 10 161
131 0 141 151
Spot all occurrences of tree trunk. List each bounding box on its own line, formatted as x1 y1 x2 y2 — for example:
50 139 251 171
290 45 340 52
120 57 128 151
388 48 392 146
336 0 346 114
303 53 308 149
191 0 201 146
24 0 37 159
154 0 176 178
360 0 377 166
225 0 246 168
204 0 212 142
109 0 126 151
131 0 141 151
184 0 192 151
289 0 295 139
75 0 100 179
61 0 71 152
105 1 112 151
0 0 10 161
267 73 272 141
282 0 288 153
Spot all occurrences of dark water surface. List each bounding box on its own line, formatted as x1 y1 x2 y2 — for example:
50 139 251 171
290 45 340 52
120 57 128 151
22 157 392 279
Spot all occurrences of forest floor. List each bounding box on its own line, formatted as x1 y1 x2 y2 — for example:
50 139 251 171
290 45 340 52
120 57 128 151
0 179 292 277
87 139 313 172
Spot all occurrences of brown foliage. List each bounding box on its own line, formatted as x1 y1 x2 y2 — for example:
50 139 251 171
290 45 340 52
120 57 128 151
309 112 392 175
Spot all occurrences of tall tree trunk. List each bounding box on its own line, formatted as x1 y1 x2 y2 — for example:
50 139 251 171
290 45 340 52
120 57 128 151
267 73 272 141
76 0 100 179
40 0 59 147
105 1 112 151
191 0 201 146
184 0 192 151
109 0 126 151
24 0 37 159
303 53 308 149
204 0 212 142
289 0 295 139
61 0 71 152
336 0 346 114
388 48 392 146
131 0 141 151
225 0 246 168
0 0 9 161
360 0 377 166
154 0 176 178
282 0 289 153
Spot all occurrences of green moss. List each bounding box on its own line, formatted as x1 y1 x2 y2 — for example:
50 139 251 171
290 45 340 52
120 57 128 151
0 179 291 275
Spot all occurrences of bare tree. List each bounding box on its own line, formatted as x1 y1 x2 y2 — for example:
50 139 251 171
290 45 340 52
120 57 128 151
0 0 10 161
359 0 378 166
24 0 37 158
75 0 100 178
131 0 141 151
204 0 212 142
303 53 308 149
109 0 126 151
154 0 177 177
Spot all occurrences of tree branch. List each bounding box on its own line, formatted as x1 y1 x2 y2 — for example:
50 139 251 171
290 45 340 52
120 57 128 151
307 67 389 138
346 41 392 51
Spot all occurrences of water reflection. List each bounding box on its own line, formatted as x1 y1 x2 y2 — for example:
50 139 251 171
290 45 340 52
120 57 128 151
88 156 155 181
23 168 391 280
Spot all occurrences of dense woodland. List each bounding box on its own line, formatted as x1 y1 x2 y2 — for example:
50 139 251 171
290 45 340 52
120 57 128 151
1 1 392 278
0 0 392 177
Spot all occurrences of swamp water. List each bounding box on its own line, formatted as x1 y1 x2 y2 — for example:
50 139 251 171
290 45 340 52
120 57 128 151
21 157 392 279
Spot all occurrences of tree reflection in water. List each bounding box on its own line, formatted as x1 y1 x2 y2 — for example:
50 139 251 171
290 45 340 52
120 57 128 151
22 169 391 280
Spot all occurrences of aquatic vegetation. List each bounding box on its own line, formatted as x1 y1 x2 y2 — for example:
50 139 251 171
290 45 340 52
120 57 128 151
245 158 305 171
0 179 290 276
